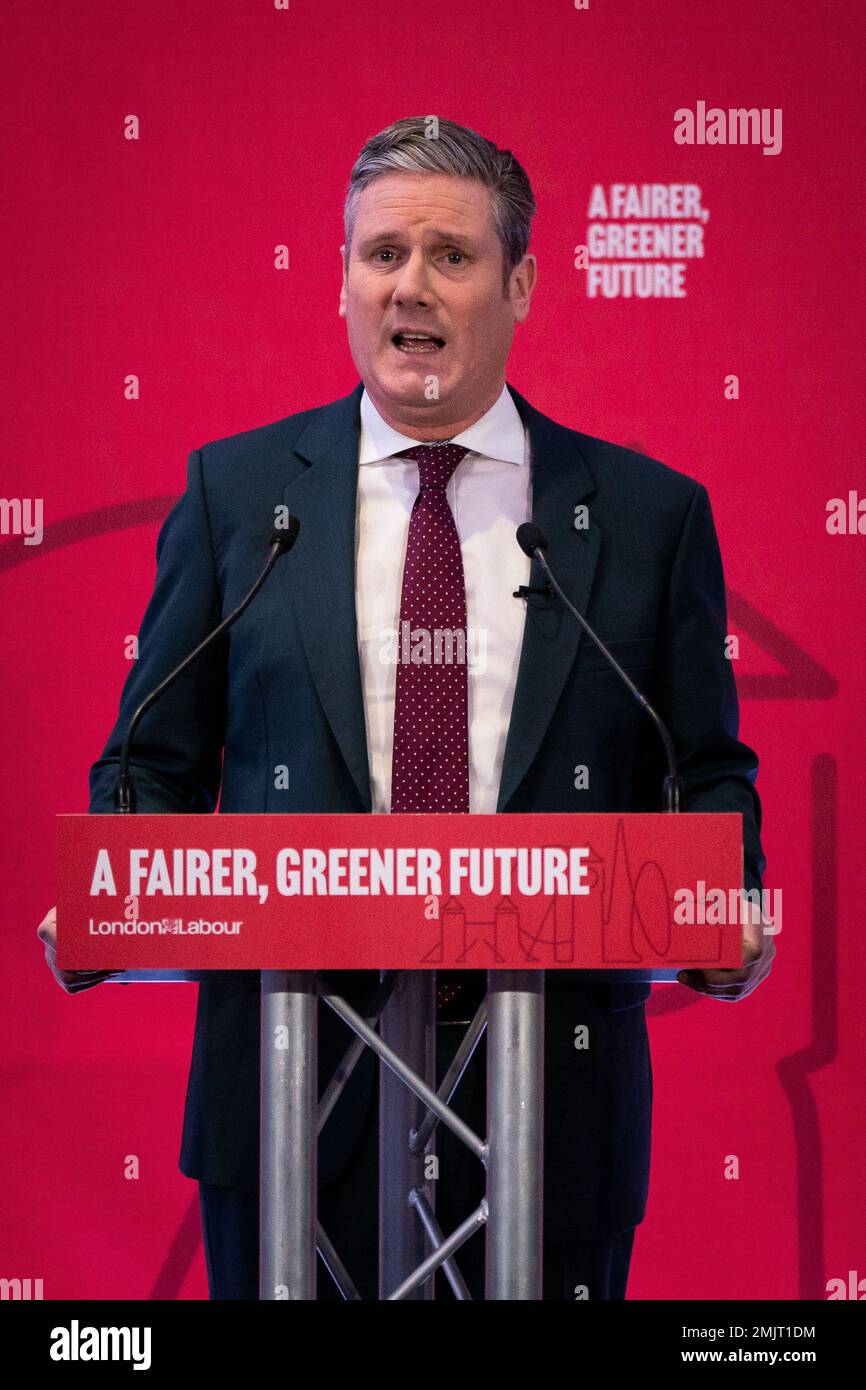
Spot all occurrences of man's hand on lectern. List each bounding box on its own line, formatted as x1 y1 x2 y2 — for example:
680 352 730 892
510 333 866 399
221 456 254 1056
676 896 777 1002
37 906 122 994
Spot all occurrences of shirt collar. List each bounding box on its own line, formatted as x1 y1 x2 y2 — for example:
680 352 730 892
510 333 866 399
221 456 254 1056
359 382 525 466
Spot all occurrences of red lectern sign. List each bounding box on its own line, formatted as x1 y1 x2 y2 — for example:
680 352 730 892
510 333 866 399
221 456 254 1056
56 812 747 971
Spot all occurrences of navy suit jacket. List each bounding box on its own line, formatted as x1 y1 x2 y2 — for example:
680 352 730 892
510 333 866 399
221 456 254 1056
88 379 765 1240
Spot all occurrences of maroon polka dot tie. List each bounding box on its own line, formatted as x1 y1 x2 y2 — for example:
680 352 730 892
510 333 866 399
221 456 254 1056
391 442 470 815
391 442 475 1017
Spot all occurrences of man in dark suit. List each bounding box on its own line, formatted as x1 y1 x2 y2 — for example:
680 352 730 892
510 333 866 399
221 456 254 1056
39 116 775 1300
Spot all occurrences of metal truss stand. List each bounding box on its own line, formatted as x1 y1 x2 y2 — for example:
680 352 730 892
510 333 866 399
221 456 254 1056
259 968 544 1300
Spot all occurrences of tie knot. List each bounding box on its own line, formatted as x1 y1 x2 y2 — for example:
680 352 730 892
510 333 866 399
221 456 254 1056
396 442 469 491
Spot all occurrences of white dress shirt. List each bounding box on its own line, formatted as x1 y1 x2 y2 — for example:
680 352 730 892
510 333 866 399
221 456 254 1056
355 383 532 814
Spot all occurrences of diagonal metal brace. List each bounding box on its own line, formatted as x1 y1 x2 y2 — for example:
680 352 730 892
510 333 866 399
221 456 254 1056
386 1201 488 1301
321 988 486 1161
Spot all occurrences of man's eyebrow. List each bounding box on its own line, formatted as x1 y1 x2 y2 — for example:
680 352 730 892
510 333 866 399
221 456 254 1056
356 230 403 249
355 228 478 251
425 228 476 244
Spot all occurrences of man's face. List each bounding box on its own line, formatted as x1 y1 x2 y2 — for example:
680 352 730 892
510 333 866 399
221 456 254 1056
339 172 535 430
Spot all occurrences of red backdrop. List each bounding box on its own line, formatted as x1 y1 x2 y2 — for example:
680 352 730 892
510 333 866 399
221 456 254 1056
2 0 863 1300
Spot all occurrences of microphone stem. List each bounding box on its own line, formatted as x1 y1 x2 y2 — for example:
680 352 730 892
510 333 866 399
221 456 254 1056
115 539 286 814
533 548 685 813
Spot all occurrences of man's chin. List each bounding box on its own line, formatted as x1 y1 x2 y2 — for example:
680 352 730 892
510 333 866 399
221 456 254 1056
371 370 458 414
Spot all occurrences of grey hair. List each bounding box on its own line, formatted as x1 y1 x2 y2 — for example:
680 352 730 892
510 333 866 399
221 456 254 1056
343 116 536 291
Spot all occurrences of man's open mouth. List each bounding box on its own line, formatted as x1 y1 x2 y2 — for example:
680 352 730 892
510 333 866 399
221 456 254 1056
391 333 446 354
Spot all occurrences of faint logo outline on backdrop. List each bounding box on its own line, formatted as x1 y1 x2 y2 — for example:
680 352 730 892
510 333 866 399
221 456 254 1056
1 494 839 1300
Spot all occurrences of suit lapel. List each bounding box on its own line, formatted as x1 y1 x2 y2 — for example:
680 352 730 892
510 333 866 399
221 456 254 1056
276 379 600 817
496 385 599 811
280 381 372 811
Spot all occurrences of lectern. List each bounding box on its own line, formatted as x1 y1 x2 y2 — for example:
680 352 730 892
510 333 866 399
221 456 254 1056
57 810 744 1299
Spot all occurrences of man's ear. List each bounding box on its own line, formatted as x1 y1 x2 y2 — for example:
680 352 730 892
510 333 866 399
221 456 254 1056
338 244 348 318
510 253 537 323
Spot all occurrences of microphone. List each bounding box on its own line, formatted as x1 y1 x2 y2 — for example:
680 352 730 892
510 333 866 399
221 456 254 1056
114 518 301 813
516 522 685 813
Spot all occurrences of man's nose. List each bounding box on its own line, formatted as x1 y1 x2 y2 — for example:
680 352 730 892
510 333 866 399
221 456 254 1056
391 249 433 303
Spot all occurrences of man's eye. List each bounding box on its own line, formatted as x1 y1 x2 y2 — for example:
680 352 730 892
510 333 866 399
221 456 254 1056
374 249 396 262
445 251 464 264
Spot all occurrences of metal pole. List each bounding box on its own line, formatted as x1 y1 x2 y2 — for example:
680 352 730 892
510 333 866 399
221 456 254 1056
485 970 544 1300
378 970 436 1300
409 1188 473 1300
322 988 484 1158
411 998 487 1153
259 970 318 1300
386 1201 488 1301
